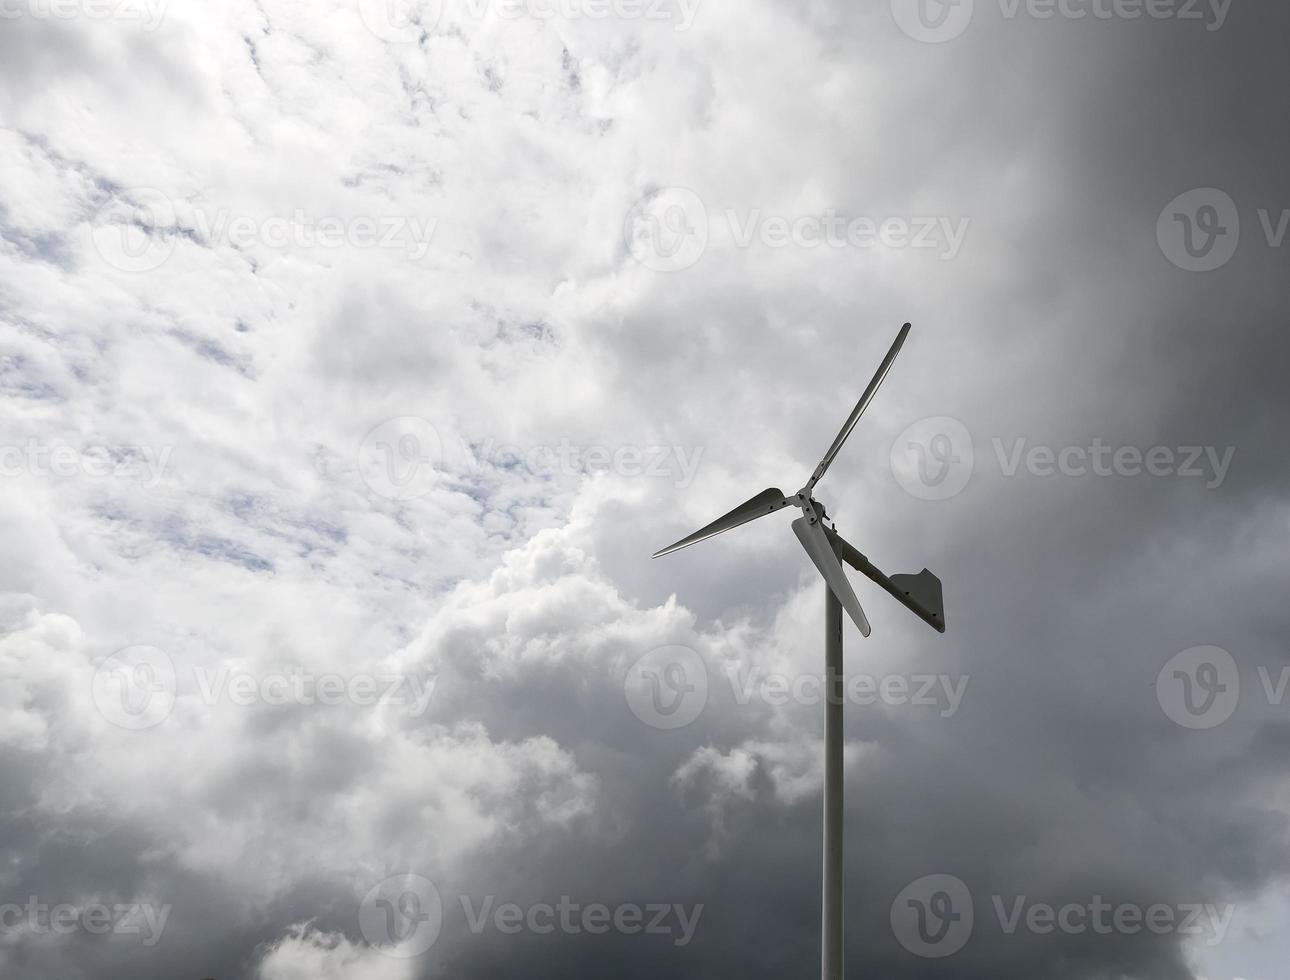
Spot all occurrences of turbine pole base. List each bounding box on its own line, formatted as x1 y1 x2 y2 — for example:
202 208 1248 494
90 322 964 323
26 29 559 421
822 569 844 980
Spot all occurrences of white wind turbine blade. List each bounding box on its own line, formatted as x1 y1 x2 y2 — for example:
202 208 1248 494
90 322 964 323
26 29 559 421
792 516 871 637
652 488 793 559
805 322 911 493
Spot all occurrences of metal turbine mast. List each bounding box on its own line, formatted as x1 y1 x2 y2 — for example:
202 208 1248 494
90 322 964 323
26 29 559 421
651 322 947 980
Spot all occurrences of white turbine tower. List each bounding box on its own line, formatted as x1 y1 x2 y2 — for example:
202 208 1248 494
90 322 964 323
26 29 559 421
652 322 947 980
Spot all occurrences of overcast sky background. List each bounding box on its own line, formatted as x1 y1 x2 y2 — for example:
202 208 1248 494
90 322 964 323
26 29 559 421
1 0 1288 977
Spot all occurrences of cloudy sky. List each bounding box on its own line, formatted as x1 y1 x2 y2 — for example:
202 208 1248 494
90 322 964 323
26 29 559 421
1 0 1288 977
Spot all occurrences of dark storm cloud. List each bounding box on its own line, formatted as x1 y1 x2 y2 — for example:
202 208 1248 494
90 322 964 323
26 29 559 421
458 8 1290 980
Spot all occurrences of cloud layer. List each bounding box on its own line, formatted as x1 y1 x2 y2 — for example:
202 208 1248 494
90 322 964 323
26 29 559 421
1 1 1288 978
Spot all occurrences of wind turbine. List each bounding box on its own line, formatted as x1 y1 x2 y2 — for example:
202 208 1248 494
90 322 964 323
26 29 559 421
652 322 946 980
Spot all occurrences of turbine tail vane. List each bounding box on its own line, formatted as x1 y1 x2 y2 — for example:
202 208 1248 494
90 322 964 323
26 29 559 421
826 528 946 633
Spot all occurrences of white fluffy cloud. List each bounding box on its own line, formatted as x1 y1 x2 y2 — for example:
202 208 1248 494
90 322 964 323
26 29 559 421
257 927 418 980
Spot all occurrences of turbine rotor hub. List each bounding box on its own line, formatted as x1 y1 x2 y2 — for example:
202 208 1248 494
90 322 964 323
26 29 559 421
793 491 828 525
